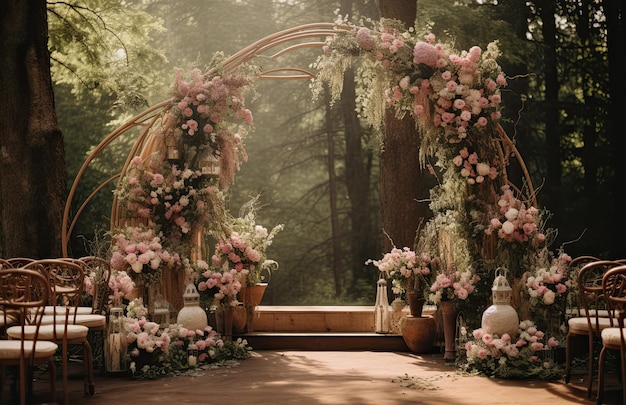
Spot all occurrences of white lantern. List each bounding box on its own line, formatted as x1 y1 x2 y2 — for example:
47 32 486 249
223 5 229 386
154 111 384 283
176 283 208 331
481 267 519 337
374 276 390 333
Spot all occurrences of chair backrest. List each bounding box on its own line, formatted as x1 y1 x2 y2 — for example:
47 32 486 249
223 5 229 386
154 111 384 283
578 260 621 333
4 258 36 268
24 259 85 323
0 268 50 364
603 265 626 341
568 256 601 316
78 256 112 315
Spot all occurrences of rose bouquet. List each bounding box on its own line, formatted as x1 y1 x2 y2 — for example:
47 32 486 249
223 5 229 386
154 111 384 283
212 196 284 287
429 263 479 305
367 247 437 296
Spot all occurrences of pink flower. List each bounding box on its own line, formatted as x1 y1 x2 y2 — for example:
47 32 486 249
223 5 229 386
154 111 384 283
413 42 439 67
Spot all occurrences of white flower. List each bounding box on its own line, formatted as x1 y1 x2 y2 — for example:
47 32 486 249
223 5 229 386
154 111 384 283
476 162 491 176
502 221 515 234
504 208 519 220
543 289 556 305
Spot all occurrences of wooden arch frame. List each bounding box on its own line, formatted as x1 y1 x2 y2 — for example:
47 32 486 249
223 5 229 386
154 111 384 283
61 22 536 257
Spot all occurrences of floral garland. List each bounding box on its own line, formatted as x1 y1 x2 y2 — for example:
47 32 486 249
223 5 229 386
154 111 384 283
164 57 257 188
109 226 181 284
312 17 507 164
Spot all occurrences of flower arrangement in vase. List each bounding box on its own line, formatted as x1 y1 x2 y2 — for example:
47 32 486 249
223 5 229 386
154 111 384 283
367 247 437 317
211 195 284 288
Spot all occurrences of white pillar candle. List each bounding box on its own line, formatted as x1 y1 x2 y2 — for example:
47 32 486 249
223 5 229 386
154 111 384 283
109 333 121 371
188 355 197 367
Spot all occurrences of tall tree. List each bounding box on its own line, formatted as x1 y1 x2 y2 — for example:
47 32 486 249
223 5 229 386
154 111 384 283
378 0 431 253
0 0 65 258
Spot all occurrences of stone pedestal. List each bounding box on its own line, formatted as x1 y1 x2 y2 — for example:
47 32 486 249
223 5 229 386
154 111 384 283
399 315 436 354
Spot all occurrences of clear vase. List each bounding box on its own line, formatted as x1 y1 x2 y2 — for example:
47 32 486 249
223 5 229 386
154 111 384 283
105 307 127 373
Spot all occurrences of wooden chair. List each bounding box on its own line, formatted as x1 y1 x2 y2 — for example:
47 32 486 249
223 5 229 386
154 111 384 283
77 256 112 316
14 259 96 403
0 268 58 405
3 258 36 268
565 259 619 397
597 264 626 405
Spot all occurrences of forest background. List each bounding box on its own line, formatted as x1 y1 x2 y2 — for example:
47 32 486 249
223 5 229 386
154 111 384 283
0 0 623 306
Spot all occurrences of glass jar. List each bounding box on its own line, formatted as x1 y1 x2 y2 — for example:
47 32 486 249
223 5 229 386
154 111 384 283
105 307 127 373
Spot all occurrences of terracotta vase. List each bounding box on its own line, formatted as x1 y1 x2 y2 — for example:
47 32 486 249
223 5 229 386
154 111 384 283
232 305 247 332
215 305 234 340
399 315 436 353
240 283 268 332
440 300 458 362
407 291 425 318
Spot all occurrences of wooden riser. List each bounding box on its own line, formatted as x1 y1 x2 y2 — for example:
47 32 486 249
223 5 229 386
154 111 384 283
230 305 438 351
235 332 410 351
247 305 436 333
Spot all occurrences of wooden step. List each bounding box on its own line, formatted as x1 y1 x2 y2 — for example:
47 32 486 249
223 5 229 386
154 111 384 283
248 305 436 333
234 332 410 351
229 305 438 351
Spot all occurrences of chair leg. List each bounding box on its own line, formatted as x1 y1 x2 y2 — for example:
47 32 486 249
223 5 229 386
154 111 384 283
587 334 595 398
621 348 626 405
565 332 572 384
83 341 95 396
48 358 57 405
62 343 69 405
597 346 607 405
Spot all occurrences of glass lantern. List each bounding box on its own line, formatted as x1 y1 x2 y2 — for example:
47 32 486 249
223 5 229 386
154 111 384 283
481 267 519 337
187 342 198 367
374 276 390 333
105 307 127 373
177 283 208 331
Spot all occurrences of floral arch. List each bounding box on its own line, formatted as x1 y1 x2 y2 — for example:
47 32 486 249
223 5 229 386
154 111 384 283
62 19 567 369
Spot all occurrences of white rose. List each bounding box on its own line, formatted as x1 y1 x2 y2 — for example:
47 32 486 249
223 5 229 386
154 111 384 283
505 208 519 220
476 162 491 176
502 221 515 234
543 289 556 305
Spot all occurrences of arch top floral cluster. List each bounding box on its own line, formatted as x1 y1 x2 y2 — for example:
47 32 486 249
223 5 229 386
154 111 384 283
313 17 507 167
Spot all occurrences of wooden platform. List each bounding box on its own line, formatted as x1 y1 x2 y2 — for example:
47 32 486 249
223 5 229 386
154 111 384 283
233 305 437 351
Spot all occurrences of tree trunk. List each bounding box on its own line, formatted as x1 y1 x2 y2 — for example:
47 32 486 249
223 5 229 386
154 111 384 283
378 1 430 252
0 0 65 258
605 0 626 258
324 86 343 297
537 1 563 232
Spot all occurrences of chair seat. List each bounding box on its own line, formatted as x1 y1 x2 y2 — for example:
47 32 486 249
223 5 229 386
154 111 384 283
43 305 93 316
40 313 106 329
7 324 89 340
0 310 18 328
0 340 59 359
600 327 626 350
567 316 617 335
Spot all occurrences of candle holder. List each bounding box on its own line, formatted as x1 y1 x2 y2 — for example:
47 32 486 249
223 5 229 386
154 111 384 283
105 307 127 373
187 342 198 367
